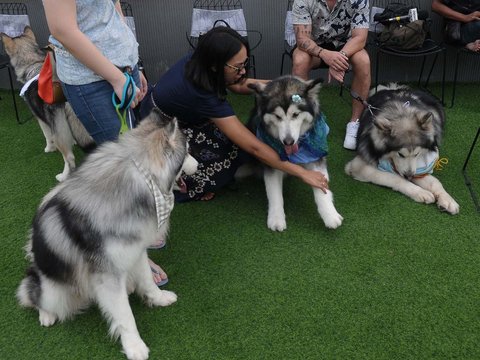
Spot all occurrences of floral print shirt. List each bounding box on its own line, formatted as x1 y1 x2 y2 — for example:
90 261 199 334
292 0 370 48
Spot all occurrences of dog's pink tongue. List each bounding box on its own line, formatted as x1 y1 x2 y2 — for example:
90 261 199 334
284 143 299 155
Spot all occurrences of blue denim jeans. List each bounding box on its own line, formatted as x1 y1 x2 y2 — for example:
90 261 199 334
62 66 140 145
461 21 480 45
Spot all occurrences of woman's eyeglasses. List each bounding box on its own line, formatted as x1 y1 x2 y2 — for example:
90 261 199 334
224 58 249 73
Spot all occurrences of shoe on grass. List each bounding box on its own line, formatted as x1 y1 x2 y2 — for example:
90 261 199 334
343 120 360 150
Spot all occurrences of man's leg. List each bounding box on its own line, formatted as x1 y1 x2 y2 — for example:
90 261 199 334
343 49 371 150
291 48 322 80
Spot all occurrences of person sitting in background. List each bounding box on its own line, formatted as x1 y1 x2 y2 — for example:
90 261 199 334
140 26 330 205
291 0 371 150
432 0 480 51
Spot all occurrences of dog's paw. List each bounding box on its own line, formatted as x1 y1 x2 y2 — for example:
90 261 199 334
322 212 344 229
39 309 57 327
44 143 56 153
437 193 460 215
55 172 69 182
267 214 287 232
410 188 436 204
122 336 149 360
151 289 177 307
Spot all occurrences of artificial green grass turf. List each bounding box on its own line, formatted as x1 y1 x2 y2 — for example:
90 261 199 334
0 84 479 360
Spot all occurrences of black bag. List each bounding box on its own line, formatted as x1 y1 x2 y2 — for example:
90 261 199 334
373 3 412 24
377 20 428 50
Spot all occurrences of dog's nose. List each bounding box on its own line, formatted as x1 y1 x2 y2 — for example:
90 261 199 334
282 136 295 146
403 172 414 180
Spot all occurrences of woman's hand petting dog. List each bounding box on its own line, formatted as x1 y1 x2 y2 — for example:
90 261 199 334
300 169 329 194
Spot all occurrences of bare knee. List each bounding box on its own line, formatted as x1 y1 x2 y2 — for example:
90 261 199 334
350 49 371 79
292 49 313 80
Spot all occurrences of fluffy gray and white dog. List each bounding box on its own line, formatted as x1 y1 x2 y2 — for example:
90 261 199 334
248 75 343 231
1 26 94 181
345 84 459 214
16 108 198 360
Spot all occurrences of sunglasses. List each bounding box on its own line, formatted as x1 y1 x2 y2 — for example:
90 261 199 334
224 58 249 73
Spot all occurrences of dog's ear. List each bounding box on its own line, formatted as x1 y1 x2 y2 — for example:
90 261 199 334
305 77 323 100
373 116 392 134
23 26 36 41
248 81 266 94
417 112 433 130
1 33 14 54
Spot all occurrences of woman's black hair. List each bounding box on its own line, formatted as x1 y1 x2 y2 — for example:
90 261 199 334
185 26 250 100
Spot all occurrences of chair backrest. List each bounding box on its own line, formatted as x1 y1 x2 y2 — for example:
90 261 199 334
120 1 137 38
0 3 29 37
0 3 29 56
284 0 295 49
187 0 261 51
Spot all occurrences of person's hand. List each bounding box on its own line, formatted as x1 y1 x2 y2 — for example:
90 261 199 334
112 73 141 109
467 11 480 21
328 67 346 83
321 49 349 72
138 71 148 101
299 168 329 194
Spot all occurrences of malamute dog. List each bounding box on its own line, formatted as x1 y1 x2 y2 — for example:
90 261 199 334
248 75 343 231
345 85 459 214
1 26 94 182
16 108 198 360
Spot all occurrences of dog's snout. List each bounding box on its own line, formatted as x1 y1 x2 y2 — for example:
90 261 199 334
403 171 414 180
282 136 295 146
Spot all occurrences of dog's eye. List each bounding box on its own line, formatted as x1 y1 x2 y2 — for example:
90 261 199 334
275 114 282 120
292 112 299 118
398 152 405 158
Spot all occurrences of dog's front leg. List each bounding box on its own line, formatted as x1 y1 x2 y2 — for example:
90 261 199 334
264 168 287 231
93 273 149 360
413 175 460 214
345 157 436 204
306 160 343 229
132 251 177 307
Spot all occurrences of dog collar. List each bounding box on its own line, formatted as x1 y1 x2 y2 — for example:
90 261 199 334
378 149 440 178
256 113 329 164
131 158 174 230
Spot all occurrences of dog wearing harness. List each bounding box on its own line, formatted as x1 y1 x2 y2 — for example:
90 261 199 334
345 84 459 215
247 75 343 231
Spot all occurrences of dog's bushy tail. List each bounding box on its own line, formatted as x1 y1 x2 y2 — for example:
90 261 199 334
16 266 42 308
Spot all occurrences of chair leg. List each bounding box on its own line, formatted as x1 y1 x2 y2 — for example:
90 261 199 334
451 49 461 108
462 126 480 212
280 52 286 75
6 64 21 124
374 51 380 92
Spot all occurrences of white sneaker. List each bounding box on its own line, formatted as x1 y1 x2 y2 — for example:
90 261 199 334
343 120 360 150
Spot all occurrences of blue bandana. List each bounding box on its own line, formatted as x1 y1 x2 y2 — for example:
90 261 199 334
256 113 329 164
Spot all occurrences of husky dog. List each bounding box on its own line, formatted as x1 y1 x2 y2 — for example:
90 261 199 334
248 75 343 231
16 108 198 360
345 85 459 214
1 26 94 181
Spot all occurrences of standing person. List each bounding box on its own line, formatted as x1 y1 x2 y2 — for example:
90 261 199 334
432 0 480 51
41 0 168 287
291 0 371 150
140 26 330 205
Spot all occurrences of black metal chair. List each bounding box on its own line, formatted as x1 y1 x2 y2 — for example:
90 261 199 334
462 126 480 212
280 0 295 75
449 46 480 108
120 1 148 81
186 0 262 78
370 0 446 104
0 2 29 124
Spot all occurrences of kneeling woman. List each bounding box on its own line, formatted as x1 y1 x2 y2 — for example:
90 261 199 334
140 26 328 202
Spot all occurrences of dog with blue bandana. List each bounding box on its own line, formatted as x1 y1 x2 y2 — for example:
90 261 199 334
248 75 343 231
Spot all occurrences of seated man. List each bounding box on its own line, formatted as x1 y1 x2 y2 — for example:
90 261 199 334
432 0 480 51
291 0 371 150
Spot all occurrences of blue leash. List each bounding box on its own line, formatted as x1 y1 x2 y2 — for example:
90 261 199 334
112 72 136 134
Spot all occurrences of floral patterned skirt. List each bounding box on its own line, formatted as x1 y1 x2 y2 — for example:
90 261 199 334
175 121 246 202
